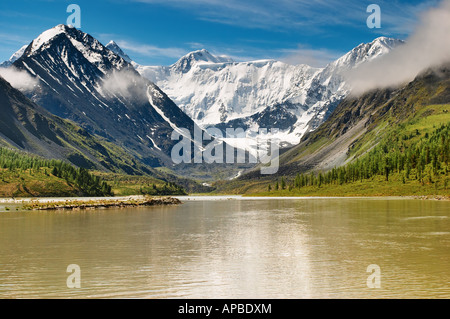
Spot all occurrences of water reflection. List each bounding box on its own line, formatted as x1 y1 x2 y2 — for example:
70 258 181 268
0 198 449 298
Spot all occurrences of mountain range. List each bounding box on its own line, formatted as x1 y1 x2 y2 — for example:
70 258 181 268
3 24 444 189
128 37 404 146
2 27 403 152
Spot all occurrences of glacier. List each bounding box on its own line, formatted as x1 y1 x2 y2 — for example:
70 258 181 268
125 37 404 147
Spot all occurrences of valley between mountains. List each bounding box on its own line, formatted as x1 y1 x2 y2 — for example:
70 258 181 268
0 25 448 198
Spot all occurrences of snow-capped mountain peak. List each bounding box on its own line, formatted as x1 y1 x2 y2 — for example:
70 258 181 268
9 44 28 62
0 44 28 68
330 37 405 70
30 24 71 53
11 24 202 168
21 24 128 75
372 36 404 49
105 40 132 63
171 49 233 73
133 37 403 146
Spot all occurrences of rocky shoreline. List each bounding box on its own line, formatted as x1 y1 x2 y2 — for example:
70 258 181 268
22 196 182 211
410 195 450 201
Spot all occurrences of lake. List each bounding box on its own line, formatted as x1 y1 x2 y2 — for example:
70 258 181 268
0 197 449 298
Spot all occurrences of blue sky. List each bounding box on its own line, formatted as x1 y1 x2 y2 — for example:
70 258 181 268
0 0 442 66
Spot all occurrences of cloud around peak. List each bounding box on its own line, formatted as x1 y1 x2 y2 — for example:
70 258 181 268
345 0 450 95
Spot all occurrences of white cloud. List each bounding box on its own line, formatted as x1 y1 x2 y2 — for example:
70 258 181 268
100 68 149 103
0 66 39 92
345 0 450 95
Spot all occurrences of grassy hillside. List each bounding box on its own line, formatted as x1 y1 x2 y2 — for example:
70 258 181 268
0 147 193 198
95 172 187 196
0 148 112 197
259 122 450 197
242 174 449 197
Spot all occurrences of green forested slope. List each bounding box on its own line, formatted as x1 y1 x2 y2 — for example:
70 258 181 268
0 147 112 197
